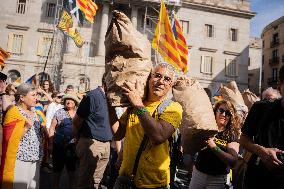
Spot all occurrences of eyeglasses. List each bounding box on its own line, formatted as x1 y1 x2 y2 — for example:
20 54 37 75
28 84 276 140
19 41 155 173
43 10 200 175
57 96 63 99
152 72 172 84
216 108 231 117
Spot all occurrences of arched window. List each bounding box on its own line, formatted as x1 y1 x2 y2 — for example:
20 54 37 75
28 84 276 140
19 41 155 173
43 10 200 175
8 70 21 82
78 75 90 93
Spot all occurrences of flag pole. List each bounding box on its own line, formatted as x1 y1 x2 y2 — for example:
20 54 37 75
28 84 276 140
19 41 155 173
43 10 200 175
156 0 163 65
40 35 55 85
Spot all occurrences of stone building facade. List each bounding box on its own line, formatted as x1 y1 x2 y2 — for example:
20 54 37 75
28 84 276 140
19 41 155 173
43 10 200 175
0 0 255 94
261 16 284 90
248 37 262 95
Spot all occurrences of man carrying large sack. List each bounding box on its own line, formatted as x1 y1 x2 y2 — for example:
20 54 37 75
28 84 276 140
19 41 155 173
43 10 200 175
109 63 183 189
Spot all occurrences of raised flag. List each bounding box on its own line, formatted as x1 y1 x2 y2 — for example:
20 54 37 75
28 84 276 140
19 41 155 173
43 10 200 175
25 74 37 85
172 14 188 72
0 47 10 70
152 0 186 73
76 0 98 23
57 10 84 47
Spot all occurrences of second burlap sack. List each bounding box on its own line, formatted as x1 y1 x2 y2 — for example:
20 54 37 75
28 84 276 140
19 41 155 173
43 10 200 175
220 81 248 115
173 77 218 154
242 89 260 110
104 10 152 106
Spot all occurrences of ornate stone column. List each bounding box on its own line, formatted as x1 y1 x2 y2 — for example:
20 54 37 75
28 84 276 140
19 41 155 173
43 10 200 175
97 2 109 57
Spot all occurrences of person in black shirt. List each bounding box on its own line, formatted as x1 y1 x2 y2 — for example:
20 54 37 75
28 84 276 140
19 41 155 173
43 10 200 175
240 66 284 189
189 100 240 189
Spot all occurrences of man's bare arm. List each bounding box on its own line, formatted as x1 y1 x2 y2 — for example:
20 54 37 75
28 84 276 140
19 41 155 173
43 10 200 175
138 112 175 145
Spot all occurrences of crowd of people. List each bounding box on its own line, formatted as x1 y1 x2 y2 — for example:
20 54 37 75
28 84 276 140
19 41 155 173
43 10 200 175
0 63 283 189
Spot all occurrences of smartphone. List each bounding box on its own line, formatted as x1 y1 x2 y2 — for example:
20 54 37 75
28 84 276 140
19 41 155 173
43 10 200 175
276 152 284 163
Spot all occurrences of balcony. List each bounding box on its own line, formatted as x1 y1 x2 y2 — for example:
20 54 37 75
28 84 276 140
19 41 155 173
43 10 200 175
270 39 279 48
269 57 280 66
267 77 278 86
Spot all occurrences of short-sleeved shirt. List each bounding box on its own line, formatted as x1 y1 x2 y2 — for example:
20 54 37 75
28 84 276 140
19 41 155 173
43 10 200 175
53 108 74 144
16 107 43 162
119 100 183 188
241 99 284 187
195 130 237 175
242 99 284 150
76 87 112 142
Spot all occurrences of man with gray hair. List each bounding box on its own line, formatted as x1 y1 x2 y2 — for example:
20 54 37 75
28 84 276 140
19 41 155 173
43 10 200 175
262 87 281 101
110 63 183 189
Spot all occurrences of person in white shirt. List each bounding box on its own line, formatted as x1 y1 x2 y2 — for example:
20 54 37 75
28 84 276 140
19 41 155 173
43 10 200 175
45 92 64 130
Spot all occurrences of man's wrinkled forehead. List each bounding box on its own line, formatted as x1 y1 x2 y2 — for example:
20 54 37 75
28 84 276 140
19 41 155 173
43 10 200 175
152 66 174 78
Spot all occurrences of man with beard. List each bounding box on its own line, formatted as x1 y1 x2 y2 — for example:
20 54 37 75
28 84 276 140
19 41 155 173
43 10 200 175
110 63 183 189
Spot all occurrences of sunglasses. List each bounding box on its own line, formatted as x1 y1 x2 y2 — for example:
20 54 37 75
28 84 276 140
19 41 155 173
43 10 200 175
216 108 231 117
153 72 172 84
57 96 63 99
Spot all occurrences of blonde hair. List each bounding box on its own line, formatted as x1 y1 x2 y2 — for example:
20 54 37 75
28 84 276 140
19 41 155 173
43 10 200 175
214 100 241 139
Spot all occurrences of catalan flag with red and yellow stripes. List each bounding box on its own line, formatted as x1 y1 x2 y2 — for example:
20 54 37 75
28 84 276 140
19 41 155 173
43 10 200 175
76 0 98 23
152 0 187 73
0 47 10 70
172 14 188 72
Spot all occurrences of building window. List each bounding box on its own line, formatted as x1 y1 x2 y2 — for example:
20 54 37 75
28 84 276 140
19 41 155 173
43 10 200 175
8 70 21 82
230 28 238 41
205 24 214 38
141 16 153 29
11 34 24 55
77 76 90 93
272 33 279 43
248 57 250 66
272 68 278 80
37 36 52 57
272 49 279 59
262 55 264 66
180 20 189 34
225 59 238 77
17 0 27 14
262 40 265 48
201 56 213 74
46 3 56 18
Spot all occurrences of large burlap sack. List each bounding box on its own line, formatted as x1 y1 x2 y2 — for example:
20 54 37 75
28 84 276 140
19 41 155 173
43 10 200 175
220 81 248 114
105 10 151 60
173 77 218 154
242 89 260 110
104 11 152 106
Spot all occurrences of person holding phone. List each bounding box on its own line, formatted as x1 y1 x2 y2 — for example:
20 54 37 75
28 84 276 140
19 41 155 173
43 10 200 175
240 65 284 189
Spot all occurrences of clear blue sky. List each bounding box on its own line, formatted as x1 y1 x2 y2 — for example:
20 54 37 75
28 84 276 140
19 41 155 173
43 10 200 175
250 0 284 37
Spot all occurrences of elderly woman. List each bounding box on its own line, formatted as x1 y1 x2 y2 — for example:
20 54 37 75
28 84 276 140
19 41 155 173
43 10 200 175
0 83 44 189
49 94 79 189
189 100 241 189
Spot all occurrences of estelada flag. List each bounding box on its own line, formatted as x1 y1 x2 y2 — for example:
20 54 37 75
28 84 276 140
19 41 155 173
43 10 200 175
0 47 10 70
152 0 186 72
57 10 84 47
76 0 98 23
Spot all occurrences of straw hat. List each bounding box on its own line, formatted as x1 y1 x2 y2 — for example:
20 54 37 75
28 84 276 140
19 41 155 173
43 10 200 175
62 93 80 105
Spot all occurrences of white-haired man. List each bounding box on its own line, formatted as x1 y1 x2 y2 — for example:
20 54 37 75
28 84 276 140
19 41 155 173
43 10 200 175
110 64 183 189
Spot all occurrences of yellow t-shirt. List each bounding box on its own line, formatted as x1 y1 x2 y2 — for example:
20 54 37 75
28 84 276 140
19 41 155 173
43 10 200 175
119 100 183 188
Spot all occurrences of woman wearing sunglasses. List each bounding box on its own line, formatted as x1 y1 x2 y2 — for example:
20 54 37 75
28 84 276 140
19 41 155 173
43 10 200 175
189 100 241 189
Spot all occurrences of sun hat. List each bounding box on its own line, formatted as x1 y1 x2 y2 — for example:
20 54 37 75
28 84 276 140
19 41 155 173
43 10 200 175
62 93 80 104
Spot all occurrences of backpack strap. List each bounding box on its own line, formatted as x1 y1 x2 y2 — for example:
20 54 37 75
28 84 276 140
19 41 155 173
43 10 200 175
157 99 173 116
